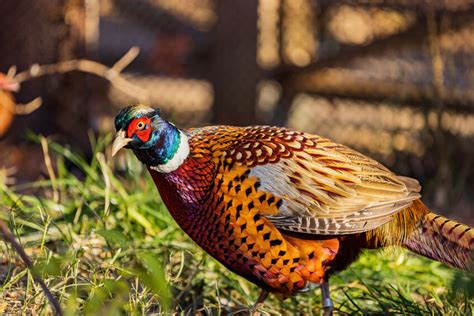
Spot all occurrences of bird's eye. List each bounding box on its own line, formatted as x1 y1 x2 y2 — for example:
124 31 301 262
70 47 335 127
136 121 146 130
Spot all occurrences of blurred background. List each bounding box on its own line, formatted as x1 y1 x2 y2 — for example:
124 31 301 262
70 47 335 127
1 0 473 224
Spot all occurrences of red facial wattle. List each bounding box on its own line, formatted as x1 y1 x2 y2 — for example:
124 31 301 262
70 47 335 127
127 118 152 142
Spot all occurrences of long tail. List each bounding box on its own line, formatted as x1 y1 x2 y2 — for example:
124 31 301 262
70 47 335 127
404 206 473 272
367 200 473 272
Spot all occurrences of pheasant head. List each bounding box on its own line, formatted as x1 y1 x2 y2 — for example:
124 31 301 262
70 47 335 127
112 104 189 172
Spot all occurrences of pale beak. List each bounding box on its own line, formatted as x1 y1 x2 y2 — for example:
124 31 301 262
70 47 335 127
112 130 133 156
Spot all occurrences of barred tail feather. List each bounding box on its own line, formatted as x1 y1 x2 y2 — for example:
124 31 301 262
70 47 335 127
404 209 474 272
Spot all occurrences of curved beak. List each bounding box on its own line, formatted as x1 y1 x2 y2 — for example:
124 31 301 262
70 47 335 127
112 130 133 156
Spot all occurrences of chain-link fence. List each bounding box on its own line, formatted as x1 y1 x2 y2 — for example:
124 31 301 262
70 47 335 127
1 0 474 221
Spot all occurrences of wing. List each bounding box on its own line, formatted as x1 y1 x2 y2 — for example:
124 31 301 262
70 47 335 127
187 125 421 235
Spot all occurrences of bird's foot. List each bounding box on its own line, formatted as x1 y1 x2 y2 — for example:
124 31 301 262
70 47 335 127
249 289 269 315
229 290 269 315
248 304 264 316
321 279 333 316
230 304 264 316
322 297 334 316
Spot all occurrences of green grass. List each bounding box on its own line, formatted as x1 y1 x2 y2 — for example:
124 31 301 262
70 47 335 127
0 134 473 315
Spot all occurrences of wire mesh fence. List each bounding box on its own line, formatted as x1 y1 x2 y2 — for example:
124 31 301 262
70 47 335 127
0 0 473 221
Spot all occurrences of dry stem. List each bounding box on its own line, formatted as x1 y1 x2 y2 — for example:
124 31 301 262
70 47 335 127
10 46 149 114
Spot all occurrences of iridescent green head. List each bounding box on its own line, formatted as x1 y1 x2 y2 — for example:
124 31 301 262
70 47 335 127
112 104 189 172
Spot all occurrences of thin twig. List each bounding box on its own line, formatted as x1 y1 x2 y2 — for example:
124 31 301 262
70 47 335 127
6 66 17 80
15 97 43 115
111 46 140 73
13 46 149 104
0 218 63 315
1 46 147 124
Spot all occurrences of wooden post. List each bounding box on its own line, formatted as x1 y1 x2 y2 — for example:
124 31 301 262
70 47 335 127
208 0 260 125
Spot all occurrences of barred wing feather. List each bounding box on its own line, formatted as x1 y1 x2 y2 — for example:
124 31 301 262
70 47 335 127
188 126 421 235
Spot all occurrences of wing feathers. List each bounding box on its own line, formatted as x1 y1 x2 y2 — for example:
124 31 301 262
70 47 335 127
247 131 420 235
189 125 422 235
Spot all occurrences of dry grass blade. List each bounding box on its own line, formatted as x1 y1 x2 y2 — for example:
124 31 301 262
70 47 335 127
96 152 111 216
40 136 59 204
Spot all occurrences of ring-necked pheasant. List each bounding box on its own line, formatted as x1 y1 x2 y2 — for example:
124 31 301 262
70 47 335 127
112 104 473 314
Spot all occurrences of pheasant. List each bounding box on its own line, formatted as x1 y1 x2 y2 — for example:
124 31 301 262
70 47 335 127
112 104 473 314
